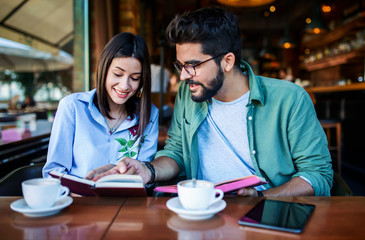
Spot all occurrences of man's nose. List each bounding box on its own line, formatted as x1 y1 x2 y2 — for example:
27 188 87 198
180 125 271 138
179 68 192 81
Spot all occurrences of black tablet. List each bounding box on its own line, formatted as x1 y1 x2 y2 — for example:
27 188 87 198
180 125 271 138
238 199 315 234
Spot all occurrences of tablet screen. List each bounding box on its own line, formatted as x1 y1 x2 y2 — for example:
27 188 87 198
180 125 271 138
238 199 315 233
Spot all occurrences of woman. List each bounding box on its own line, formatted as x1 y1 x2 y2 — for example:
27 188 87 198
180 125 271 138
43 32 159 179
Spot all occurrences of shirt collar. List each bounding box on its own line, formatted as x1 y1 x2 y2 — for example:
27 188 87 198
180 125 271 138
240 60 265 106
75 89 105 127
76 89 139 131
76 89 95 105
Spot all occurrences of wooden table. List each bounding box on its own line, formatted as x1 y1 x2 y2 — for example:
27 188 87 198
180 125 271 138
1 196 364 239
0 197 125 240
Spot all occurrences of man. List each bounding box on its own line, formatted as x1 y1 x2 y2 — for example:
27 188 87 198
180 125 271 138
88 7 333 196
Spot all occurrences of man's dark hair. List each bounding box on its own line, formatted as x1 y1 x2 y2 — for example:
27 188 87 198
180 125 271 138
165 7 242 69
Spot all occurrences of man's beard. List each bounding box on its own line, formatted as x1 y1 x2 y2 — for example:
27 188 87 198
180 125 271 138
187 66 224 102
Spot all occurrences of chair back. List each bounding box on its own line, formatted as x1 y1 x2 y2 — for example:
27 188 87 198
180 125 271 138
0 163 45 196
331 172 353 196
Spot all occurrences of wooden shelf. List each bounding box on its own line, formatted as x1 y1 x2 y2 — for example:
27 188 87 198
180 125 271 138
303 47 365 71
301 13 365 87
305 82 365 93
303 12 365 49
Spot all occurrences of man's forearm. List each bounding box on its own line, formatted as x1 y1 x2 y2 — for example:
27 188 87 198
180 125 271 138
262 177 315 197
152 156 181 182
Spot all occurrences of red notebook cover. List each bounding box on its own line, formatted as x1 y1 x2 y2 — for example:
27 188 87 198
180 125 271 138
154 175 267 194
49 171 147 197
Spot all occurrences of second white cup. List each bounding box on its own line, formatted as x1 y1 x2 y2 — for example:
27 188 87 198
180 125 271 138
22 178 69 209
177 179 224 210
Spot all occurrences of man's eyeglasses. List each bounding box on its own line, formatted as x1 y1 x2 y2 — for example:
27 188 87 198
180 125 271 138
173 53 226 77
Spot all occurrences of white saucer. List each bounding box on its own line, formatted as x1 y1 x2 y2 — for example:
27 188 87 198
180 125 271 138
10 196 73 218
166 197 226 220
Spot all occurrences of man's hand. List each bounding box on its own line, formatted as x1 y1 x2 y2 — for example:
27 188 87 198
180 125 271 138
236 177 314 197
86 158 152 184
237 187 261 197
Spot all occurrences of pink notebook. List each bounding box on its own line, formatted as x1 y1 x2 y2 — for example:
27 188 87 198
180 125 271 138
154 175 267 194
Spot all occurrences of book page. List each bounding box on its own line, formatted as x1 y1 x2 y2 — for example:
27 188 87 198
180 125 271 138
95 182 144 188
94 174 144 188
96 174 143 183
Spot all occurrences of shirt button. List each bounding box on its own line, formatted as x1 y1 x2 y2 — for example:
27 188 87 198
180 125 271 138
248 116 253 120
252 150 256 155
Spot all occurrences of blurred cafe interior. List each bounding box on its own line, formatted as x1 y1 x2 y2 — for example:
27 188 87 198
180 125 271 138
0 0 364 195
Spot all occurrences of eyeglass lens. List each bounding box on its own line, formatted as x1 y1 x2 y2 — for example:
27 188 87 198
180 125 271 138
174 53 225 77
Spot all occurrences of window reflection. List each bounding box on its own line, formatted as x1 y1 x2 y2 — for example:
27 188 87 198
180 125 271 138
0 0 75 112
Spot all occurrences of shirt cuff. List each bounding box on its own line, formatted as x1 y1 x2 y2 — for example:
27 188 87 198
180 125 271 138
300 176 313 186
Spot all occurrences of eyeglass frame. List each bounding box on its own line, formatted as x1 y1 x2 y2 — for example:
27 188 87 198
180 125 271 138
173 53 227 77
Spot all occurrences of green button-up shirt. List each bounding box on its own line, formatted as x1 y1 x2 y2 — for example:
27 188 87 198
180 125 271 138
155 61 333 196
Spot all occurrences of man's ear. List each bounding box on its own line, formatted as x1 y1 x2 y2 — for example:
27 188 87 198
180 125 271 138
222 52 235 72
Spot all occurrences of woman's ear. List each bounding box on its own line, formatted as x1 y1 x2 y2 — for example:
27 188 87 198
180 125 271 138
222 52 235 72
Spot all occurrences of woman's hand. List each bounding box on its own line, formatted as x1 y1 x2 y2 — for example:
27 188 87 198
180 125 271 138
85 164 116 180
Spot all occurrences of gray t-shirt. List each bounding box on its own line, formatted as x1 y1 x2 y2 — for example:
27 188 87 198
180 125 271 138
197 91 265 191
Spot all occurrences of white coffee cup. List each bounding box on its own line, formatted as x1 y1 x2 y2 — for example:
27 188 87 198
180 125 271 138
177 180 224 210
22 178 69 209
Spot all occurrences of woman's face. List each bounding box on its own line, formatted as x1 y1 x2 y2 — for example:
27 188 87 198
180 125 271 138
105 57 142 110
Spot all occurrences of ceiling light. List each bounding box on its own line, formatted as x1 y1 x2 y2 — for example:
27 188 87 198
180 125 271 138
305 5 329 34
321 4 331 13
279 25 295 49
217 0 276 7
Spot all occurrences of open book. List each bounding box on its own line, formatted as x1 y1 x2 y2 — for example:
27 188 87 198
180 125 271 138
154 175 267 194
49 171 146 197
